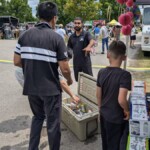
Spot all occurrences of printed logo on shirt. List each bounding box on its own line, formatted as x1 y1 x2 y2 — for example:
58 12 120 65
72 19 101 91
79 37 84 41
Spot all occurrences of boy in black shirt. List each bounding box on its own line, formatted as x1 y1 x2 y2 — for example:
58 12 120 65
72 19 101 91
96 41 131 150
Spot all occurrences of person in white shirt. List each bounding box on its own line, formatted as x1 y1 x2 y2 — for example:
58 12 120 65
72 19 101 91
100 23 109 54
56 24 67 40
130 25 136 49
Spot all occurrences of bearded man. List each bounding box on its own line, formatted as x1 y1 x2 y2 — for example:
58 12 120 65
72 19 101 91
67 17 95 81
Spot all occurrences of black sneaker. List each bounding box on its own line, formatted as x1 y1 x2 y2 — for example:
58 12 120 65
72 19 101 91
101 52 104 54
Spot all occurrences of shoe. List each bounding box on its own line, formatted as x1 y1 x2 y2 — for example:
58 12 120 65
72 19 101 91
101 52 104 54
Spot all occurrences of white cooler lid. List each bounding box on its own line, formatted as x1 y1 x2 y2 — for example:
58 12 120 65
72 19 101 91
78 72 98 105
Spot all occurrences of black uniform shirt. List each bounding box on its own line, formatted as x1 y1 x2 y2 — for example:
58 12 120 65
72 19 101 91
97 67 131 124
15 22 68 96
68 30 93 67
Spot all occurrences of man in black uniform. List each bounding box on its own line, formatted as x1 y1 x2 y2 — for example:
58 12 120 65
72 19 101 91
68 17 95 81
13 2 72 150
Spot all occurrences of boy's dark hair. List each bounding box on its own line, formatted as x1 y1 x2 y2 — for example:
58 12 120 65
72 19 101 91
108 41 126 58
74 17 83 23
37 1 58 22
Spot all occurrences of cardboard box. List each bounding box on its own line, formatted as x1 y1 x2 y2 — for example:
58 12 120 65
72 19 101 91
129 84 150 139
126 136 149 150
129 120 150 138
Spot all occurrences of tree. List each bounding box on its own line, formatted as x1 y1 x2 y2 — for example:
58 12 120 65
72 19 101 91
39 0 69 25
64 0 101 22
7 0 35 22
0 0 9 16
99 0 121 22
39 0 121 24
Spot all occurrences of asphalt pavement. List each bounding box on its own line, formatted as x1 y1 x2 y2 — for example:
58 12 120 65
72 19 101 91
0 33 150 150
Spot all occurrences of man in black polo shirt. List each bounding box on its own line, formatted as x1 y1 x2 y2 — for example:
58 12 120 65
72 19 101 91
68 17 95 81
13 2 72 150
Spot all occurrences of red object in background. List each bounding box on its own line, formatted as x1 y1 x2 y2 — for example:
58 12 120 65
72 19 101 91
122 25 132 35
116 0 128 4
126 0 133 7
126 11 134 19
118 13 131 26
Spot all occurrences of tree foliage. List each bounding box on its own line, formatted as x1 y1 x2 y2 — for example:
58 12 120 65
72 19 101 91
0 0 35 22
40 0 69 25
0 0 121 24
0 0 9 16
39 0 102 24
39 0 121 24
100 0 121 22
64 0 101 22
7 0 35 22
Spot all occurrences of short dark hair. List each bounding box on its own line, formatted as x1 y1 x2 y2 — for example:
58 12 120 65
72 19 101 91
37 1 58 22
74 17 83 23
108 41 126 58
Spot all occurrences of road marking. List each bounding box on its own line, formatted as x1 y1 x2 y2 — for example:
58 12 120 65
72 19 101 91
0 60 13 63
70 65 150 71
0 59 150 71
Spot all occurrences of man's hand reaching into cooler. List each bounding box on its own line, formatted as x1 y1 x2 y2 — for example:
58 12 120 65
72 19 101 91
71 95 80 104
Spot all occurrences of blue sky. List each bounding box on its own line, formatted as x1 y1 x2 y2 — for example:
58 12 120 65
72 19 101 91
28 0 39 17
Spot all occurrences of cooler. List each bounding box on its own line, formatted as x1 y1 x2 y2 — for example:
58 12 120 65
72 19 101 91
61 72 99 141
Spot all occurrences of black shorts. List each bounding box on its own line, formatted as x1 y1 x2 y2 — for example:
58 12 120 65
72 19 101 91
130 35 136 40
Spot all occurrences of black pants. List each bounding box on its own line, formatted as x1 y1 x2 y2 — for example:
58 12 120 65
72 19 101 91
28 94 62 150
100 115 128 150
73 65 93 81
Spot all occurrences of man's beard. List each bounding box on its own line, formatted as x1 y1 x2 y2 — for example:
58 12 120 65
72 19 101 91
74 26 82 31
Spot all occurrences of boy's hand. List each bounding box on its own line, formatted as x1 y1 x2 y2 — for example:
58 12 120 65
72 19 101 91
71 95 80 104
124 111 130 120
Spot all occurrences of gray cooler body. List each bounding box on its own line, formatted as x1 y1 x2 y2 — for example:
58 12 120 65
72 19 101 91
62 73 99 141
